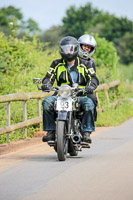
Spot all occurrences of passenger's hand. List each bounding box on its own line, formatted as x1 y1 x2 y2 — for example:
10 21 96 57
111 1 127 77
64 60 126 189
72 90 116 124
41 84 51 91
86 86 95 93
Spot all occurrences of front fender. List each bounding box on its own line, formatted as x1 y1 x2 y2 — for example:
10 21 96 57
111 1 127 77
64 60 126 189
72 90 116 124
57 111 68 121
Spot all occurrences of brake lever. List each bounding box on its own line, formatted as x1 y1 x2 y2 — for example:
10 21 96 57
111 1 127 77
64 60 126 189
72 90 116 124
76 88 86 95
43 87 59 92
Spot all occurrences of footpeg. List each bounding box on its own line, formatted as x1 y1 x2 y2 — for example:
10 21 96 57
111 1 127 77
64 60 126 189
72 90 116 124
81 142 90 148
47 141 56 147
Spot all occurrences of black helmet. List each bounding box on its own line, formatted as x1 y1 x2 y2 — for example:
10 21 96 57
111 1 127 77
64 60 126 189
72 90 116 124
59 36 79 62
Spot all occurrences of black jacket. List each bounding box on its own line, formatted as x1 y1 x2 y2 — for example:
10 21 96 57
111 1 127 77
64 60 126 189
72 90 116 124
42 57 99 89
79 57 96 72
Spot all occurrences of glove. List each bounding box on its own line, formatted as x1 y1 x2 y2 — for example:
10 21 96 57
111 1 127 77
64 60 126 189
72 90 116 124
41 83 51 91
86 86 95 94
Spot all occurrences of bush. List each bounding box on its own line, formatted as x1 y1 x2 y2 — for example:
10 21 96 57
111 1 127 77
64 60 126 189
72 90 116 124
0 33 45 95
92 34 119 83
0 33 60 143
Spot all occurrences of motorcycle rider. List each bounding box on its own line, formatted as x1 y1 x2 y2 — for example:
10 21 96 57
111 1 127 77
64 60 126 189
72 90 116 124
78 34 98 119
78 34 97 73
41 36 99 143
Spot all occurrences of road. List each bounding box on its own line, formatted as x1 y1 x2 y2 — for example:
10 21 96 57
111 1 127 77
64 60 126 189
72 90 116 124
0 118 133 200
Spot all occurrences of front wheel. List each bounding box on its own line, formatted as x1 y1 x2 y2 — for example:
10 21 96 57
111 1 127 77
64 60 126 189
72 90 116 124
56 121 68 161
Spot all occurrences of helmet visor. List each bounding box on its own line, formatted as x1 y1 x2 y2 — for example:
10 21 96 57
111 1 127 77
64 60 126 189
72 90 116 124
60 44 78 54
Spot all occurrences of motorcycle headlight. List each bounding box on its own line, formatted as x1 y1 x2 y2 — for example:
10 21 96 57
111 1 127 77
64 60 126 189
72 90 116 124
58 85 72 98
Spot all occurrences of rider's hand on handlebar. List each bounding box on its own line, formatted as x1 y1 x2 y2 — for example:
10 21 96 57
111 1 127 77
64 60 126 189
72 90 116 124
86 85 95 94
41 83 51 91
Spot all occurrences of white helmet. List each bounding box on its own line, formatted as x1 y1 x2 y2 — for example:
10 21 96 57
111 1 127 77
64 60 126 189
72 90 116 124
78 34 97 59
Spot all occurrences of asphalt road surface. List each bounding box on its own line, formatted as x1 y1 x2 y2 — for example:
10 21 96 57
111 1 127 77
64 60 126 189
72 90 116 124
0 118 133 200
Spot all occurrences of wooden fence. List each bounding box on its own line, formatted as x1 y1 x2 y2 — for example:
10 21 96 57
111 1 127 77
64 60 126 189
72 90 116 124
0 80 120 141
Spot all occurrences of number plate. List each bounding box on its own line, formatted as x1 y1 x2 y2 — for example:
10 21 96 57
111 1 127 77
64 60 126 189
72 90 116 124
56 97 73 111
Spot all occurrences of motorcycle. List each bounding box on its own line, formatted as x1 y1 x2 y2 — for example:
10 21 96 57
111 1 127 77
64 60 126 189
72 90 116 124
33 78 90 161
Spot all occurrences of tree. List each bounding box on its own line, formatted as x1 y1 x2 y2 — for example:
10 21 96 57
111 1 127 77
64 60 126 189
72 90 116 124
0 6 40 36
39 25 65 48
0 6 23 33
25 18 40 34
92 34 119 83
117 32 133 64
62 3 133 64
99 15 133 43
62 3 101 38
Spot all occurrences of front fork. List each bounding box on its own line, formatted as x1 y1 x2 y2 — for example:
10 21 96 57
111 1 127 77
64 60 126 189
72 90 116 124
57 111 73 135
68 111 72 135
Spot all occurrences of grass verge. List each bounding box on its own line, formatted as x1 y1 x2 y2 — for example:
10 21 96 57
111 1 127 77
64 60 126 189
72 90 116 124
96 100 133 126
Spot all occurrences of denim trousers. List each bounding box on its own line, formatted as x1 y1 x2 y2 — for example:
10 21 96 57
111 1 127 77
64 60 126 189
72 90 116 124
42 96 95 133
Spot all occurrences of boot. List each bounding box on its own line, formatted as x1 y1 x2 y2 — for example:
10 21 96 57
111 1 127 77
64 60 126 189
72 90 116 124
42 131 55 142
82 132 92 143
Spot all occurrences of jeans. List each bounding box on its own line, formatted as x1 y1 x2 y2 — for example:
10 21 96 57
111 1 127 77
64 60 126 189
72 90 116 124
42 96 95 133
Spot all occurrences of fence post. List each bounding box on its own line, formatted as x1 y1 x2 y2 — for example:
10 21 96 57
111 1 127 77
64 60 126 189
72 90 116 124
95 92 101 110
6 102 10 142
23 101 27 136
104 89 110 104
37 98 42 131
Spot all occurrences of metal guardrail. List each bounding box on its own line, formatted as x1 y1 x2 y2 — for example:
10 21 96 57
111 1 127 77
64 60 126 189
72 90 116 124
0 80 120 141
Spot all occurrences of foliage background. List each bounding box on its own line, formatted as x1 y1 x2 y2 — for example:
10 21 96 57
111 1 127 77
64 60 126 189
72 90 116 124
0 4 133 144
1 4 133 64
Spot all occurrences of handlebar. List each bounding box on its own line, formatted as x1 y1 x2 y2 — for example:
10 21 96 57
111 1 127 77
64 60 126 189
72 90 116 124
37 84 87 95
37 85 59 92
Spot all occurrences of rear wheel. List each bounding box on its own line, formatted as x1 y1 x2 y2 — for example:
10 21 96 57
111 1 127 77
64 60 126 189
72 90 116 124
56 121 68 161
69 150 78 156
68 139 78 156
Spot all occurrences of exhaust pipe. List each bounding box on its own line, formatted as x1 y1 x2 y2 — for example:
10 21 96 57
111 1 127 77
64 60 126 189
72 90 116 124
72 134 81 144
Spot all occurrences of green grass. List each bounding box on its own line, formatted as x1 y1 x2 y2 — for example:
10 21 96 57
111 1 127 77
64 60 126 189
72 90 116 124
118 63 133 83
96 65 133 127
96 100 133 127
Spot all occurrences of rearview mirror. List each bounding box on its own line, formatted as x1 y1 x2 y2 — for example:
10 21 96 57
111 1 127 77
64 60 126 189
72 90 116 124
33 78 41 84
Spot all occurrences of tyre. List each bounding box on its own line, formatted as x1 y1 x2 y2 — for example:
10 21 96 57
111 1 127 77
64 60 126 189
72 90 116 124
68 140 78 156
56 121 68 161
69 150 78 156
